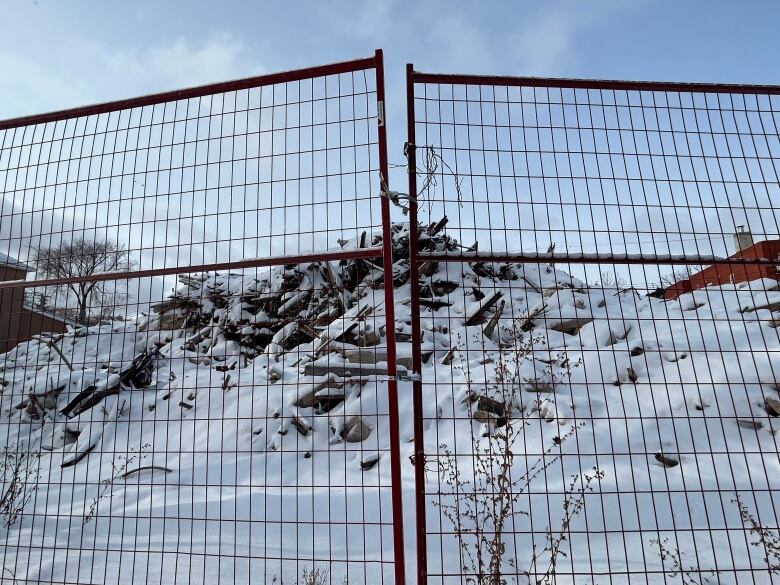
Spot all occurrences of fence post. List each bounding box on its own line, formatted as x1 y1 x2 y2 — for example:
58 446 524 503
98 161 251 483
405 62 429 585
375 48 407 585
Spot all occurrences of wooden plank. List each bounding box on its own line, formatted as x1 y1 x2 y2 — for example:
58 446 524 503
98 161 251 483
465 291 504 326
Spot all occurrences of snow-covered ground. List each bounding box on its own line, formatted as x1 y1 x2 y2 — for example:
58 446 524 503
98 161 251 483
1 226 779 584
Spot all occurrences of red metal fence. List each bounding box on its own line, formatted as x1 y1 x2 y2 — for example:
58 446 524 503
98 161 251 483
405 66 780 583
3 50 780 585
0 51 405 585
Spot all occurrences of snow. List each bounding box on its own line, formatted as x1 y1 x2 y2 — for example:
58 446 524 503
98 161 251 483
1 231 779 583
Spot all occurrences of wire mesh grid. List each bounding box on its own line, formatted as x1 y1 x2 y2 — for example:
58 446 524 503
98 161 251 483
406 68 780 584
0 53 405 584
0 61 382 269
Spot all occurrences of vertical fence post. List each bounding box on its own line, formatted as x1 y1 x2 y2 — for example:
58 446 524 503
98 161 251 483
375 49 407 585
405 62 428 585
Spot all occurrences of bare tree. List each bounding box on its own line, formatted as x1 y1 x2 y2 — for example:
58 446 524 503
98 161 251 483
32 238 132 324
659 265 703 289
595 270 629 291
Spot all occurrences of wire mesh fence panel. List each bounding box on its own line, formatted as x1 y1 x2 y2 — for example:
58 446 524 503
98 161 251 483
405 68 780 584
0 62 384 269
0 53 406 585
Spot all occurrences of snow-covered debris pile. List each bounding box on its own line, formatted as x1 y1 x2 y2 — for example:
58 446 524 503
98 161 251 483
144 220 459 360
1 218 779 582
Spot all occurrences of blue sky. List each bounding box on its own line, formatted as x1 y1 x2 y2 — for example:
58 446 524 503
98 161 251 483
3 0 780 152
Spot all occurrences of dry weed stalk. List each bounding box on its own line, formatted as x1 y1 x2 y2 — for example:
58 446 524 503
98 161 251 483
0 443 40 529
434 329 598 584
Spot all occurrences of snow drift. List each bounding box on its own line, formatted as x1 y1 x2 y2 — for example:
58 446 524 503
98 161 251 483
1 222 779 584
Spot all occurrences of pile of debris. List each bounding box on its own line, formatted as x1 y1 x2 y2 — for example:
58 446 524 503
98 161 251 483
0 216 614 471
146 220 461 363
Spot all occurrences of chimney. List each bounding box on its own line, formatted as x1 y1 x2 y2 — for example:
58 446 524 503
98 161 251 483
733 225 754 253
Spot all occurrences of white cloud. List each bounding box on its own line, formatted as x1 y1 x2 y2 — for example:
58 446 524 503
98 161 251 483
100 32 265 91
0 31 265 119
511 0 634 75
514 8 578 74
347 0 400 39
427 12 495 73
0 52 88 119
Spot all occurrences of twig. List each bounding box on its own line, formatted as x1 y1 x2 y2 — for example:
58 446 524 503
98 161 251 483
45 337 72 371
733 494 780 574
120 465 173 479
83 444 150 525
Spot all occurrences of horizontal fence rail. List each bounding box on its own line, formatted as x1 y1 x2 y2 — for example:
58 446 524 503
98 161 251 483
418 250 780 266
0 51 405 585
0 58 379 132
0 248 385 291
406 66 780 583
410 73 780 95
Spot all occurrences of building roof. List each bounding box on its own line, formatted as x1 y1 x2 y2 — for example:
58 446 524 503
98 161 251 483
21 303 76 326
0 251 32 272
731 239 780 261
662 238 780 300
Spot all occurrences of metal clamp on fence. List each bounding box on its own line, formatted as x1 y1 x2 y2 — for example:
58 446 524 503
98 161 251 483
380 172 415 214
394 370 422 382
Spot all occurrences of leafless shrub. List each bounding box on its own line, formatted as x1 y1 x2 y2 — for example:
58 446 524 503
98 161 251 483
299 567 329 585
270 567 342 585
594 270 629 292
0 443 40 528
649 497 780 583
527 469 605 584
83 444 149 525
733 494 780 574
649 537 715 585
433 331 596 584
660 265 704 289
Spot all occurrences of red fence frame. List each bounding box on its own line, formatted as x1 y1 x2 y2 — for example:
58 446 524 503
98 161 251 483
0 51 406 584
406 64 780 583
4 49 780 583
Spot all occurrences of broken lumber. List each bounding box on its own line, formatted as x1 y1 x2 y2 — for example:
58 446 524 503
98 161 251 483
419 297 453 310
482 299 505 338
303 362 404 378
465 291 504 326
